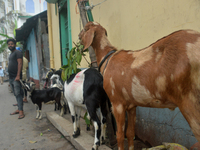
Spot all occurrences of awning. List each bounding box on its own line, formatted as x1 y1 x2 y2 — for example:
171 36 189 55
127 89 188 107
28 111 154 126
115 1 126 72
15 10 47 42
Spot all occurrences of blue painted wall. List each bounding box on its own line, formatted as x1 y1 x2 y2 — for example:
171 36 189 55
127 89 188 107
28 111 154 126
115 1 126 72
135 107 198 148
26 29 39 80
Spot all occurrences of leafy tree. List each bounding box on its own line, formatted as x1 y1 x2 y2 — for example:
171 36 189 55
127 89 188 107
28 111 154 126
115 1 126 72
0 33 12 54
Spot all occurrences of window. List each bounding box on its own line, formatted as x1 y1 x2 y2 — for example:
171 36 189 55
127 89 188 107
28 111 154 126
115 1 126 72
43 1 47 11
26 0 35 13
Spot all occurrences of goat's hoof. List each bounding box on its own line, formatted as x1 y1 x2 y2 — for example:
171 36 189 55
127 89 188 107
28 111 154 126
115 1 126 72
73 128 80 138
101 140 105 145
86 125 90 131
101 137 105 144
92 141 100 150
92 144 99 150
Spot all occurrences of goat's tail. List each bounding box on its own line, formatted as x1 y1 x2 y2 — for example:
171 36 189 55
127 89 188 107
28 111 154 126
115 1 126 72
104 92 112 112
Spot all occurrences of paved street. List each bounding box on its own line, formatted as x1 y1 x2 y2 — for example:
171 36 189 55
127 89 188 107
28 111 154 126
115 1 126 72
0 82 76 150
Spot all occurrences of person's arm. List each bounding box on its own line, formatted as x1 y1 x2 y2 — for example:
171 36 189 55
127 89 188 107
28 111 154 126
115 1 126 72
15 58 23 81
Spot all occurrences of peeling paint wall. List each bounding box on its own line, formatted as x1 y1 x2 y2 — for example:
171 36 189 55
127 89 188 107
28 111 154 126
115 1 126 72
136 107 198 148
47 3 62 70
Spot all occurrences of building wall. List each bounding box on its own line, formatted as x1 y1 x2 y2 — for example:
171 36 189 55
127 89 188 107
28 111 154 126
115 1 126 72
69 1 90 68
26 29 40 86
14 0 47 14
46 1 89 69
0 0 47 70
47 3 62 70
69 0 200 147
70 0 200 52
0 1 5 18
136 107 198 147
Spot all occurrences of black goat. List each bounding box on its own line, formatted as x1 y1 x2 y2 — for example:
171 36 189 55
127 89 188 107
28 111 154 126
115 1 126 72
44 69 68 114
24 82 63 119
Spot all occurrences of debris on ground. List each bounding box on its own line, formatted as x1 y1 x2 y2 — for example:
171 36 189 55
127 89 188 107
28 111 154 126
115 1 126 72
142 142 188 150
29 141 37 144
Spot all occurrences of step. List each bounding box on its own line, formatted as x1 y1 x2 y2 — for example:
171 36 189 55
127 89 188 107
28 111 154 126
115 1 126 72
46 112 111 150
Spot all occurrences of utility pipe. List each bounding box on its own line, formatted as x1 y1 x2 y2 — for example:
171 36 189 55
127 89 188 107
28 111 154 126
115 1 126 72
47 3 55 68
85 1 94 21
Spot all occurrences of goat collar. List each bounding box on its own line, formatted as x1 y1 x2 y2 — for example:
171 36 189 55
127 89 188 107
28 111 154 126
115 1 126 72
98 50 116 72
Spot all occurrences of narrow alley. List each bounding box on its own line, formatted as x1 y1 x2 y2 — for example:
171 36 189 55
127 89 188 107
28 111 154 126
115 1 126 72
0 82 76 150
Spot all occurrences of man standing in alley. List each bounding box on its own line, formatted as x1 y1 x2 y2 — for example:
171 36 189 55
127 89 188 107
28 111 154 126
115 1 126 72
16 47 29 103
7 38 25 119
0 66 4 85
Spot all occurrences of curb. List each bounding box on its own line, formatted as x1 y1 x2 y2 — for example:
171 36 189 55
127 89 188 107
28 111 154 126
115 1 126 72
46 112 112 150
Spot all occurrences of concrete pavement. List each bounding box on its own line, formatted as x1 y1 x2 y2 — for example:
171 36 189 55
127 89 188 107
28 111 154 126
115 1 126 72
0 81 150 150
46 111 112 150
0 81 112 150
0 82 76 150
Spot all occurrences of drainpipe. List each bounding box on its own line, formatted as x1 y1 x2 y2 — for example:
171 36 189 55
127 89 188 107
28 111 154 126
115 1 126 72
47 3 55 69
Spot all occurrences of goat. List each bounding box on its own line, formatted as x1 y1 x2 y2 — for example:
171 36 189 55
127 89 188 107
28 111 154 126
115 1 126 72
24 81 63 119
43 68 55 89
44 69 67 114
50 68 93 131
64 68 109 150
79 21 200 150
50 69 64 89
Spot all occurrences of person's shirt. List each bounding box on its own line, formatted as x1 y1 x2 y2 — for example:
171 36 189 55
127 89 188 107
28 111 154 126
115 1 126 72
22 57 28 80
8 50 23 79
0 68 4 77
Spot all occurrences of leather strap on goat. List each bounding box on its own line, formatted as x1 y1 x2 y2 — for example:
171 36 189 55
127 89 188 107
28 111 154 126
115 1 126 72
98 50 116 73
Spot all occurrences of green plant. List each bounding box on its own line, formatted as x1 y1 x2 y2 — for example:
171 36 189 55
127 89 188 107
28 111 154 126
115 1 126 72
13 19 17 37
0 33 12 54
61 42 88 81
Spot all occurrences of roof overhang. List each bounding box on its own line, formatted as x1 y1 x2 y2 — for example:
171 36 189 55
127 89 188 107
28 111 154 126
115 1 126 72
15 10 47 42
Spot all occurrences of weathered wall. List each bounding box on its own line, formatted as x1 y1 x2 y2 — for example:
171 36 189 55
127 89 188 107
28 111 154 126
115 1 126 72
70 0 200 50
47 3 62 70
136 107 198 147
69 1 91 69
14 0 47 15
26 29 40 88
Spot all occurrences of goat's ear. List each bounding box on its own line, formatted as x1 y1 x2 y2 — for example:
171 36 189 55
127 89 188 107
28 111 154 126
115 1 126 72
82 28 95 51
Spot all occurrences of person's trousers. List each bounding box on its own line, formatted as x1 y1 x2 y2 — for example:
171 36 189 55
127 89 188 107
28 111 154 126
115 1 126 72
0 76 3 84
9 78 24 111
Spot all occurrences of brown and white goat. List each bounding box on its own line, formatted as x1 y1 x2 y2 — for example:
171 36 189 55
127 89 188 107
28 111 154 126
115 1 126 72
79 21 200 150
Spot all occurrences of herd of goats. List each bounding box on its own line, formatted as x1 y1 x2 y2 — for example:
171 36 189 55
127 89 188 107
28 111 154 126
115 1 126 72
22 22 200 150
